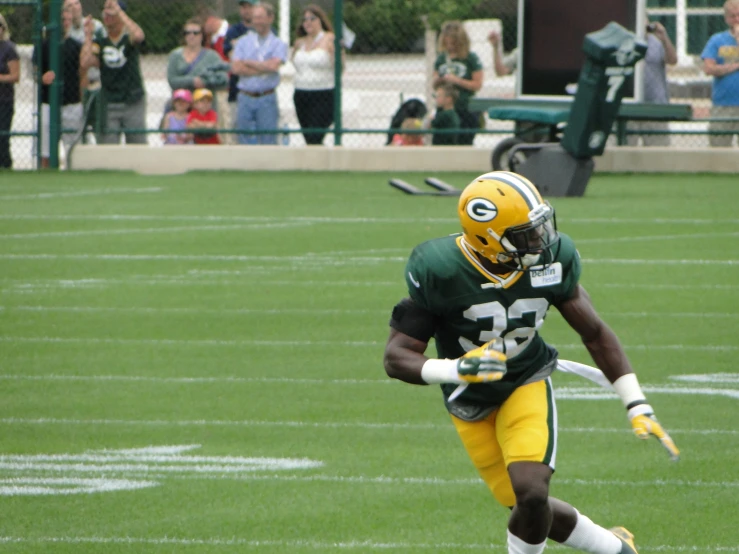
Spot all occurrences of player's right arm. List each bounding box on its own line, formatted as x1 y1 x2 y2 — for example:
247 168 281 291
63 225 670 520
383 327 430 385
384 298 506 386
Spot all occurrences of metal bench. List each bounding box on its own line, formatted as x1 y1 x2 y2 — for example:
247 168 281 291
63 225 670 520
469 97 693 171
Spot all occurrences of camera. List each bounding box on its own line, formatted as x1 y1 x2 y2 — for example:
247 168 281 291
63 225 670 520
646 23 657 32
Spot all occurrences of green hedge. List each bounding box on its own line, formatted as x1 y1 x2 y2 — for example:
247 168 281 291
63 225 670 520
4 0 512 54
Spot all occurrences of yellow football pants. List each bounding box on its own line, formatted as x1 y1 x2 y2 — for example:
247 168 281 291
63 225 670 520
450 378 557 508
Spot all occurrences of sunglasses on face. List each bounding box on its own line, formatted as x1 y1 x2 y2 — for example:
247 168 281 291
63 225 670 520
183 30 202 36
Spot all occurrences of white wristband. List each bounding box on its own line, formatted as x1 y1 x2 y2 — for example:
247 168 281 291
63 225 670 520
612 373 646 408
627 403 654 420
421 358 461 384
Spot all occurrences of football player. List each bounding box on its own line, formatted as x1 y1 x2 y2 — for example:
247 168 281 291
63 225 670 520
383 171 679 554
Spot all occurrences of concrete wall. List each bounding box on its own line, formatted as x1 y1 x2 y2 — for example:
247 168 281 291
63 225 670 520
70 145 739 175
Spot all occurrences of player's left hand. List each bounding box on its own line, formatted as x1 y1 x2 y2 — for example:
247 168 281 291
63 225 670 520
627 404 680 461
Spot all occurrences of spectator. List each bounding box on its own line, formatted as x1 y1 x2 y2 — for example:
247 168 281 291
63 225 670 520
167 18 229 114
390 118 424 146
187 88 220 145
231 2 287 145
432 21 483 145
204 15 233 137
80 0 146 145
292 4 339 145
0 12 19 169
33 7 83 168
430 83 460 145
701 0 739 147
205 15 229 61
627 21 677 147
223 0 255 143
65 0 104 142
161 89 193 145
488 30 517 77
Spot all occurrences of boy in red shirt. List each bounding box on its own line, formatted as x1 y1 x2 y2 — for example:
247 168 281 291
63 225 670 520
187 89 220 145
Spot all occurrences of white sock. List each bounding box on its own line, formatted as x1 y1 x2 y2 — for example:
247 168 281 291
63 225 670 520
562 510 621 554
507 530 547 554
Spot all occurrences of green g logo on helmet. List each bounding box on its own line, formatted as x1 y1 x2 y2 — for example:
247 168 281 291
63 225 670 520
466 198 498 222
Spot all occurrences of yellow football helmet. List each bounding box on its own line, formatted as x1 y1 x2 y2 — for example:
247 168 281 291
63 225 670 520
457 171 560 270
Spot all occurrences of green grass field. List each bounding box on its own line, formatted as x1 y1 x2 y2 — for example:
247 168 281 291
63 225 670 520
0 171 737 553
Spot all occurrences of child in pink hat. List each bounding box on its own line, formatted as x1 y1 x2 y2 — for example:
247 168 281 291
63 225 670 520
161 89 194 145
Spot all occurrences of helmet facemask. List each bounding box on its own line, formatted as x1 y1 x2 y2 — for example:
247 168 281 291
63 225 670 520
498 202 559 270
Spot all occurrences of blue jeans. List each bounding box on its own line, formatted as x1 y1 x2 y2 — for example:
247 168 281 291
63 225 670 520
236 92 278 145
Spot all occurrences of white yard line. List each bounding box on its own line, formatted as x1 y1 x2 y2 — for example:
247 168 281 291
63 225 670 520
0 253 739 266
0 214 456 224
1 214 738 224
0 417 736 435
1 305 388 316
0 187 163 200
1 278 400 289
576 232 739 244
0 222 311 239
2 305 737 318
1 279 734 291
1 228 737 243
0 336 380 347
0 535 735 551
0 336 736 352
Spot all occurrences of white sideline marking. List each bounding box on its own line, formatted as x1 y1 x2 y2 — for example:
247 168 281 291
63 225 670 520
0 536 736 552
1 417 737 435
1 214 738 225
0 478 156 496
0 187 163 200
0 336 736 352
0 222 310 239
0 253 738 266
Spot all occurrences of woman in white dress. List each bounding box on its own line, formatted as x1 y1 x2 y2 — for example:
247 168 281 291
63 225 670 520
291 5 338 145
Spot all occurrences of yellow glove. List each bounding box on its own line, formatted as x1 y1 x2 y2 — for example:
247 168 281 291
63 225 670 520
456 342 507 384
628 404 680 461
420 342 506 396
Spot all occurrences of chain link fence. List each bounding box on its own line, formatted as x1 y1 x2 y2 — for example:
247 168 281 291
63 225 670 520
2 0 737 170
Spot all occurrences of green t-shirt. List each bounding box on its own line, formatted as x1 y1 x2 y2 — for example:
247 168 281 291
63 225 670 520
434 52 483 111
431 108 460 145
93 29 144 104
404 233 581 410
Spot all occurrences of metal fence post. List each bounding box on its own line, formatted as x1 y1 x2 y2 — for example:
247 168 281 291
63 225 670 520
47 0 61 169
333 0 342 146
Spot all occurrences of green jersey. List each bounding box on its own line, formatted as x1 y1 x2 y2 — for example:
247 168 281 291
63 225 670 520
405 233 581 411
93 29 144 104
433 52 483 111
431 109 460 145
